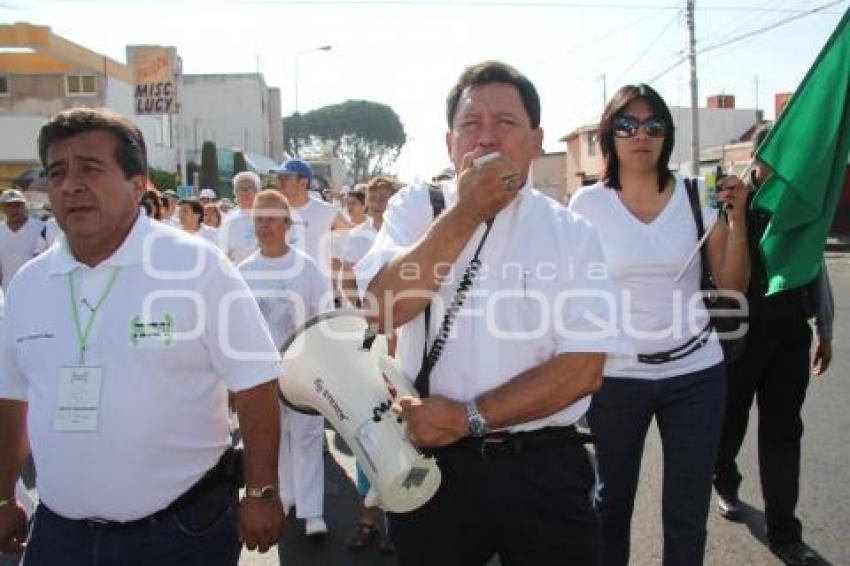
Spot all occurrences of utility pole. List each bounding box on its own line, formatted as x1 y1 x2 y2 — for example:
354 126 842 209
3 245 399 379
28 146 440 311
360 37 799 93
687 0 700 177
754 75 760 125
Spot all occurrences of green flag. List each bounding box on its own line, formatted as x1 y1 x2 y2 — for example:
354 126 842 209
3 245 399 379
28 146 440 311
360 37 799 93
753 10 850 295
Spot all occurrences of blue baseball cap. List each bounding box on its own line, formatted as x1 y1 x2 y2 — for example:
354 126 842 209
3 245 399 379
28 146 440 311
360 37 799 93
272 159 313 180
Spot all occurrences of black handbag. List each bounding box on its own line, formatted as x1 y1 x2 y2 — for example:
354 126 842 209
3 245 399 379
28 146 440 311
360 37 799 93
683 178 747 363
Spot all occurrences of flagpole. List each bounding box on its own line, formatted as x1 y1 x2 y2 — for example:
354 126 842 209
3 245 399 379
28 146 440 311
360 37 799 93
673 162 755 282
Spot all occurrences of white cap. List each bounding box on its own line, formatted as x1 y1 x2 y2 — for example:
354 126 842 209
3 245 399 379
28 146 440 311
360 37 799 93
0 189 26 204
199 188 217 199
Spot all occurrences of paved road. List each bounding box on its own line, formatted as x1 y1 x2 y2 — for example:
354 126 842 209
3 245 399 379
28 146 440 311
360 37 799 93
4 252 848 566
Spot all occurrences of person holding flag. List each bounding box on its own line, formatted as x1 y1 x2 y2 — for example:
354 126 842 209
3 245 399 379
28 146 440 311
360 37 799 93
713 12 848 566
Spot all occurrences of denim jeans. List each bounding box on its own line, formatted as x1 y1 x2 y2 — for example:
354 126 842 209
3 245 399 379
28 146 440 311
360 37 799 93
588 363 726 566
22 478 241 566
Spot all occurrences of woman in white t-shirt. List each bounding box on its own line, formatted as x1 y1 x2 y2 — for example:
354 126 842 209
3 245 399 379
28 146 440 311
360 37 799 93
178 198 220 249
568 84 749 566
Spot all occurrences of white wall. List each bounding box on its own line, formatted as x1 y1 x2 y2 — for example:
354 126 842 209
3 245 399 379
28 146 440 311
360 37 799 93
0 116 47 161
181 75 271 159
669 106 759 169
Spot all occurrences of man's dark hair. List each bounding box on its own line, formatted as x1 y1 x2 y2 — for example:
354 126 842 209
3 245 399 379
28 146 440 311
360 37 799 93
179 198 204 223
38 107 148 180
599 83 675 192
446 61 541 129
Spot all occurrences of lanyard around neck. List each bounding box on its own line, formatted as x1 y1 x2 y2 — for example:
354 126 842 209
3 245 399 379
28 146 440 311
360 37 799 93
67 266 122 365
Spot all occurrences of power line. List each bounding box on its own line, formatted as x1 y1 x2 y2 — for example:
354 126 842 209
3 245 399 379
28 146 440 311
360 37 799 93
611 10 680 87
229 0 842 11
647 0 847 84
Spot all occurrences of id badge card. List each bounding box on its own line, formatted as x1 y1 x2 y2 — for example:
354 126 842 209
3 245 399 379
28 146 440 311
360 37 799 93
54 366 103 432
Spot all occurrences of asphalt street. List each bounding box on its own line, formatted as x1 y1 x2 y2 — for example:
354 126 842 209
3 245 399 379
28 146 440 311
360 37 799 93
3 252 848 566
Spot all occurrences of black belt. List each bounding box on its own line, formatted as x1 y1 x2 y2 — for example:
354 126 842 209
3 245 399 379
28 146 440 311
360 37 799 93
451 426 595 458
63 447 243 530
637 322 713 365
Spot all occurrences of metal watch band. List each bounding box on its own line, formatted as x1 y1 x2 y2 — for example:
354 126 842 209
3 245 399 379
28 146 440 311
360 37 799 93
466 400 488 438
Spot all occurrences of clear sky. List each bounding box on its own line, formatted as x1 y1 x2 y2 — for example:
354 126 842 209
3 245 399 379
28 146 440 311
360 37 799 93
2 0 847 182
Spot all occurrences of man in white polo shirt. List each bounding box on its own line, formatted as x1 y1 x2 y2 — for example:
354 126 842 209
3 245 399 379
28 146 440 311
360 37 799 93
0 108 285 564
0 189 47 292
220 171 261 264
356 61 627 565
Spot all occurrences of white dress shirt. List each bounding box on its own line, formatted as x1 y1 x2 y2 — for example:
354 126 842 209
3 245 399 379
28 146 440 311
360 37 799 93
356 181 630 432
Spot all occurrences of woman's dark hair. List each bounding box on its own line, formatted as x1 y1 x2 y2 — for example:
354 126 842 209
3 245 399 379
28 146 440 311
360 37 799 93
179 198 204 223
38 107 147 179
140 190 163 220
446 61 541 129
599 83 675 192
345 189 366 206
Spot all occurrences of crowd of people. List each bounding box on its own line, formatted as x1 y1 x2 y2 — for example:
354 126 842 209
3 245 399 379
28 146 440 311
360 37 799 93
0 59 836 566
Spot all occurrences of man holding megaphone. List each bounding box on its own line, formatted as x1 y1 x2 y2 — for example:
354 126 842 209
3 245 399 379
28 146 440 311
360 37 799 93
356 61 629 566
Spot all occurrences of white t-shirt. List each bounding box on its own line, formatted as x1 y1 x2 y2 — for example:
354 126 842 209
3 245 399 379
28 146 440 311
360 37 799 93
356 182 631 432
0 213 282 521
568 176 724 379
44 218 62 247
220 208 257 264
341 218 378 265
198 224 221 248
0 218 46 292
238 248 333 349
289 196 338 280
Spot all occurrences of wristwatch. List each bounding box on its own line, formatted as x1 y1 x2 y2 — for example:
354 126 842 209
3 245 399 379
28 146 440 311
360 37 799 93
465 399 488 438
244 485 278 501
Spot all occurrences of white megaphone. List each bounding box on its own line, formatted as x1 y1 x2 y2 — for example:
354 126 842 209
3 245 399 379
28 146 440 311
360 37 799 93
278 309 441 513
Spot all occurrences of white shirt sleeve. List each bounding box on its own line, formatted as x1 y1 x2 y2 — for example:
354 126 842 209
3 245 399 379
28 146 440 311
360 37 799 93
199 253 283 392
0 286 27 401
553 213 633 358
354 185 433 297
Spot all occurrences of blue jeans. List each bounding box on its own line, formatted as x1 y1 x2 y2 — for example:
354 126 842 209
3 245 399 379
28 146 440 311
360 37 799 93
588 363 726 566
22 479 241 566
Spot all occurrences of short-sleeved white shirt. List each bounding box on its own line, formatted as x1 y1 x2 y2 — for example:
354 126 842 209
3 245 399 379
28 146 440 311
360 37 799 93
289 196 338 279
44 218 62 247
355 182 631 432
568 176 724 379
0 218 46 292
220 208 257 264
0 213 282 521
341 218 377 265
238 248 333 349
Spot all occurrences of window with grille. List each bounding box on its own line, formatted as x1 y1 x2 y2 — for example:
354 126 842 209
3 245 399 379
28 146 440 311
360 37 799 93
67 74 97 95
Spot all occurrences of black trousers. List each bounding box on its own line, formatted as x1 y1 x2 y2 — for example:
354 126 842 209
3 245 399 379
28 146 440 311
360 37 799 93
387 435 600 566
714 318 812 545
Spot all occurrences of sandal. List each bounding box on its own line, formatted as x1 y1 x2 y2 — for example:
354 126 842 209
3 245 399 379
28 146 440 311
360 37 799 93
347 521 378 551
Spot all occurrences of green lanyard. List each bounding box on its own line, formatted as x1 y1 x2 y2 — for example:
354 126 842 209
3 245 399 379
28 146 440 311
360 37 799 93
67 267 122 365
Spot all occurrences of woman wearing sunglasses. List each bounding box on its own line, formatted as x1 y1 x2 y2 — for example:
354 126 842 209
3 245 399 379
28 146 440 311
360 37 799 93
568 83 749 566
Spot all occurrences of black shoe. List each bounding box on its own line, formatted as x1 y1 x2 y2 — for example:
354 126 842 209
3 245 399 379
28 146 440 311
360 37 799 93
769 541 819 565
716 490 743 521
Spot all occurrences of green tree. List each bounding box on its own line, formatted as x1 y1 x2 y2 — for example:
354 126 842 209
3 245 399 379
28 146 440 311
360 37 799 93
233 151 248 175
283 100 406 182
199 141 219 191
148 168 177 191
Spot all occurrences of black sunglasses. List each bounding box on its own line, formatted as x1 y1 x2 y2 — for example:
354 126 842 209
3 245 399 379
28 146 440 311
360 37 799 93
612 115 667 138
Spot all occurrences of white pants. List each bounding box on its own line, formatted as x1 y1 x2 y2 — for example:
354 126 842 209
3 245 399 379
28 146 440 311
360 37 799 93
278 407 325 519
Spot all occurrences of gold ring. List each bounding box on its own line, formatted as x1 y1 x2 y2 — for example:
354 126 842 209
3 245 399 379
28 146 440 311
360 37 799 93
501 175 518 190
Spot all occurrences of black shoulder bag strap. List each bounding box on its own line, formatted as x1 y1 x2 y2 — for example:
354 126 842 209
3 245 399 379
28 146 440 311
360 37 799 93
683 178 714 293
414 185 492 397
